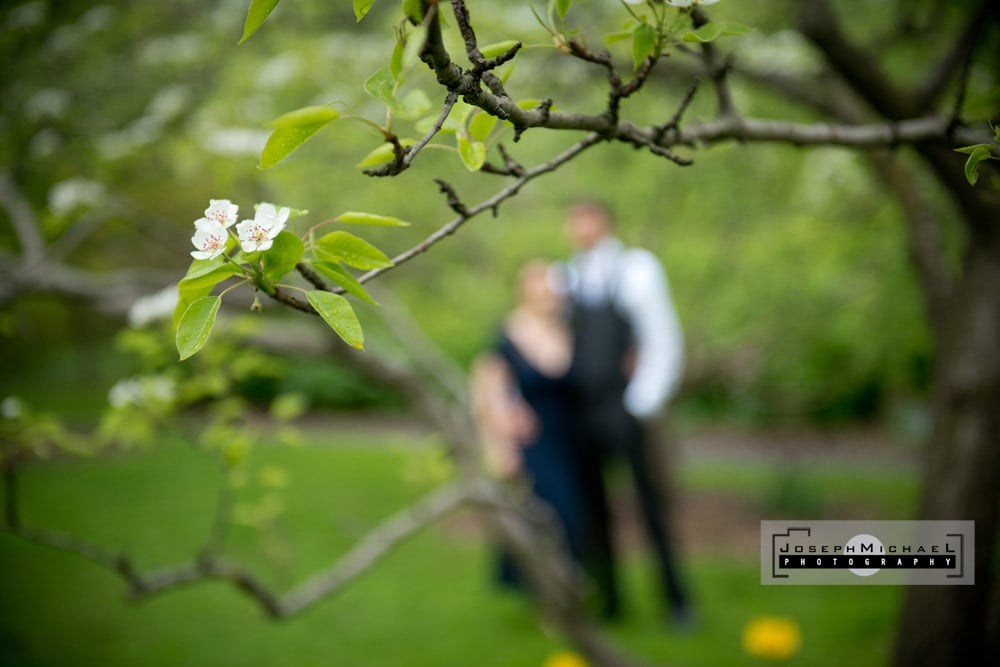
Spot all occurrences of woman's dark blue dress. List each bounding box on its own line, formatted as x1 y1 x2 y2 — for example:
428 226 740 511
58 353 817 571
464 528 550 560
495 333 588 586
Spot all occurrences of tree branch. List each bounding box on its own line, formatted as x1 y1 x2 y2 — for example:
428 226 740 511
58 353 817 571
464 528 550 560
0 261 179 312
670 114 985 148
0 170 45 263
2 449 476 620
912 0 997 112
691 9 736 120
364 91 459 177
279 481 473 616
653 78 701 144
356 132 603 285
868 150 955 329
369 285 472 410
797 0 909 119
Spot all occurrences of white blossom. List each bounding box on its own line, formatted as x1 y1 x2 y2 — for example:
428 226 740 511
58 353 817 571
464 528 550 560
666 0 720 6
198 126 269 157
1 396 24 420
108 375 176 409
49 177 106 216
190 218 228 260
236 202 289 253
127 285 180 329
204 199 239 228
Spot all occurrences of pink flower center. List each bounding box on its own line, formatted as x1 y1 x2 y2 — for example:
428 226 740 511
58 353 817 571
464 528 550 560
202 232 224 250
248 224 268 243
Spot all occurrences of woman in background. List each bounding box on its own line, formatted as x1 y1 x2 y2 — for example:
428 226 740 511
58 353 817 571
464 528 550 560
471 260 588 588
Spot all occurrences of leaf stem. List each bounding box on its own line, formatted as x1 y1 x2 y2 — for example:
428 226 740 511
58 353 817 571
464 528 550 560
219 279 250 298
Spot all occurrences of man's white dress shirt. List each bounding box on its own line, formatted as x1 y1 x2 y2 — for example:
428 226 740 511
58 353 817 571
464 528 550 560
564 238 684 419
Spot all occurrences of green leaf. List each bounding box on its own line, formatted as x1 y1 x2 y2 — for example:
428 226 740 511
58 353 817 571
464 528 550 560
176 296 222 361
307 291 365 349
180 255 242 290
355 139 416 168
717 21 753 37
271 393 309 422
364 66 396 103
604 30 633 45
335 211 411 227
239 0 280 44
315 231 393 270
499 61 517 84
632 22 657 68
394 88 432 120
402 0 423 22
468 111 498 142
175 265 241 317
401 25 427 73
954 143 993 155
311 261 377 305
390 40 405 80
963 145 994 186
262 231 305 282
556 0 571 20
354 0 376 22
174 256 242 329
682 23 722 43
174 286 211 331
457 136 486 171
268 106 340 129
480 40 519 59
260 107 340 168
681 21 750 43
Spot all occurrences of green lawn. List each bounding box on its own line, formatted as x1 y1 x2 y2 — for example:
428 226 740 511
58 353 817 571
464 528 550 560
0 429 910 666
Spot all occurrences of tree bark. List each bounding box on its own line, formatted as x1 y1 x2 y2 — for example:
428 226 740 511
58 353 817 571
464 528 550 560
793 2 1000 661
895 226 1000 667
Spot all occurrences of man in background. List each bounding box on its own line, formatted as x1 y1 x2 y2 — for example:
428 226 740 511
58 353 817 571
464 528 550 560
560 199 692 627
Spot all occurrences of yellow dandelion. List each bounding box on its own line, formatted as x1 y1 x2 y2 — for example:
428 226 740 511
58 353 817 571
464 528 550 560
543 649 589 667
742 615 802 660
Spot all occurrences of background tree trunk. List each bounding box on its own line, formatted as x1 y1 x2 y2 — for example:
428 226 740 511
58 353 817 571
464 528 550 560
793 2 1000 660
895 222 1000 667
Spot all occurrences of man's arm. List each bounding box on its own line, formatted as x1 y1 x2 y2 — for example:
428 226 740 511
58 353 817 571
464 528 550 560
618 249 684 419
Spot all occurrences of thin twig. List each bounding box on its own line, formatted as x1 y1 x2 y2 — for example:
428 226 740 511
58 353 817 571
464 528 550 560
356 132 603 286
364 91 460 177
198 475 233 560
692 8 736 120
654 78 701 143
278 134 604 319
296 261 329 291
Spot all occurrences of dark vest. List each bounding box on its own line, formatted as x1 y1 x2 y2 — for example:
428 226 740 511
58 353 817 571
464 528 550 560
569 267 639 452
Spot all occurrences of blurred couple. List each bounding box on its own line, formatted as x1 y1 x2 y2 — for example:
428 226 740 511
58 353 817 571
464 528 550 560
471 200 693 627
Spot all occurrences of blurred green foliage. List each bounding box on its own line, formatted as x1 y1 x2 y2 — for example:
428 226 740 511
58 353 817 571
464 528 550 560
4 0 986 429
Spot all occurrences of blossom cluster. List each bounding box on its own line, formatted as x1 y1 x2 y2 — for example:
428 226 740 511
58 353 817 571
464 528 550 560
107 375 177 409
190 199 290 260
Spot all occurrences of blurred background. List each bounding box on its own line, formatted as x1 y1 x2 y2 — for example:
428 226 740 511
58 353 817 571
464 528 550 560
1 0 989 665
